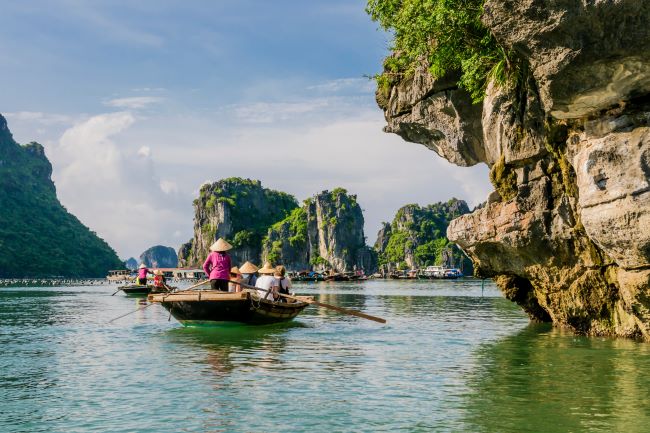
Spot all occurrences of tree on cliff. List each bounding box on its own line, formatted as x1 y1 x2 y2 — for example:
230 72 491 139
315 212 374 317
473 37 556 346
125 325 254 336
366 0 512 102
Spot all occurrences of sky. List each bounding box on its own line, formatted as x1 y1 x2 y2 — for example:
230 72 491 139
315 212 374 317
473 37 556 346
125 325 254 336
1 0 491 260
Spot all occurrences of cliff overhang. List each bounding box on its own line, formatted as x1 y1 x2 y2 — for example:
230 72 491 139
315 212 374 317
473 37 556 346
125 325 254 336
375 0 650 338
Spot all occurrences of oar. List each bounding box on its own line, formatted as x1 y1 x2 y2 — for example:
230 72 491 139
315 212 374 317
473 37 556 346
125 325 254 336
110 287 123 296
230 280 386 324
183 279 210 291
108 280 209 323
108 302 156 323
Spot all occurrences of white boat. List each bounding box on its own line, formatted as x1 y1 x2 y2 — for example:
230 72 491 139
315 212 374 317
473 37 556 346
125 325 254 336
422 266 462 279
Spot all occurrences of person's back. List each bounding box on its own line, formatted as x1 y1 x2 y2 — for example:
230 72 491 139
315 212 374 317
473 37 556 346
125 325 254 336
274 265 292 302
255 275 275 289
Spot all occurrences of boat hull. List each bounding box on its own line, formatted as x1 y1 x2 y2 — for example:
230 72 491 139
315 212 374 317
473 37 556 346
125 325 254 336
119 285 173 296
150 291 310 325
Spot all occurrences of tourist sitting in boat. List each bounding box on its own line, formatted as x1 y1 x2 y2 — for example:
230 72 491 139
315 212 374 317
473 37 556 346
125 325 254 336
202 238 232 292
228 266 242 292
136 264 152 285
255 262 277 300
274 265 292 302
153 269 167 289
239 261 259 286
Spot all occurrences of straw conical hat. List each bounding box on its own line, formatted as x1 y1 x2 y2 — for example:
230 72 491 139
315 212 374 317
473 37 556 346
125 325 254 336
239 261 258 274
258 262 275 274
153 269 162 275
230 266 241 275
139 264 146 269
210 238 232 252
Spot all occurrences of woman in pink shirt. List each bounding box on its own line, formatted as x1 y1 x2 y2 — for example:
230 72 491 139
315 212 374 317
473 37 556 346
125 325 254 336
137 263 152 285
202 238 233 291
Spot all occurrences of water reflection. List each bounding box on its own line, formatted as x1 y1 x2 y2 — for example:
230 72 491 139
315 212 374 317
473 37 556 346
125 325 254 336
463 324 650 433
163 323 300 377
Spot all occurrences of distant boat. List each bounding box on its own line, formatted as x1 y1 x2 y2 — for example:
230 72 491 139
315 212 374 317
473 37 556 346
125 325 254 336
290 271 326 282
118 284 175 296
421 266 463 279
107 269 133 282
148 290 311 326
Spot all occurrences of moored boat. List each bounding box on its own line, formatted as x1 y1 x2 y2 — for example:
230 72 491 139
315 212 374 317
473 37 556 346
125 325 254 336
148 289 312 325
118 284 174 296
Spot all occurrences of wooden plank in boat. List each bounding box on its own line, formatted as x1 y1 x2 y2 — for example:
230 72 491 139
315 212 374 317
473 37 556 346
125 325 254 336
149 291 248 302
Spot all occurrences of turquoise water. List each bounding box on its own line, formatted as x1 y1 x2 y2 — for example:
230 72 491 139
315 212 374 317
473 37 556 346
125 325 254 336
2 280 650 433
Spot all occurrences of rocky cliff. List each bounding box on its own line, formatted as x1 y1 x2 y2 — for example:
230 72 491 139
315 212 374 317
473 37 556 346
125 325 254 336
373 1 650 338
139 245 178 268
262 188 377 273
178 178 298 267
0 114 122 277
375 199 472 273
124 257 138 270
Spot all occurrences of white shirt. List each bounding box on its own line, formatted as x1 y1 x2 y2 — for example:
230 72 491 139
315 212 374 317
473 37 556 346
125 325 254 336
255 275 276 300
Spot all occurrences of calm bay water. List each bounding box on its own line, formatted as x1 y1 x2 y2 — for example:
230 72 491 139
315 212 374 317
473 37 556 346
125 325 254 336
2 279 650 433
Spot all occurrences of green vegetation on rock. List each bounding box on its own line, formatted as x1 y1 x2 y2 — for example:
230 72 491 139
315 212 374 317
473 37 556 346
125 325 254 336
202 177 297 251
376 199 472 271
366 0 513 102
489 155 517 201
0 115 122 277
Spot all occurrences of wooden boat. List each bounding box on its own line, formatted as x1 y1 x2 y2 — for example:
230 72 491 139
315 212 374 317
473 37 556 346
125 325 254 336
118 284 175 296
148 289 312 326
325 273 350 282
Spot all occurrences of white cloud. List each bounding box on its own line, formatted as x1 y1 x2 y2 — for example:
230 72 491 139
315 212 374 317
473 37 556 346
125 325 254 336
160 180 178 194
49 112 188 258
137 146 151 157
13 81 491 258
105 96 164 110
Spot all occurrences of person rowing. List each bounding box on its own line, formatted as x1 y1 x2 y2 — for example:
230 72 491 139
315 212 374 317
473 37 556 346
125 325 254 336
136 263 153 285
202 238 232 292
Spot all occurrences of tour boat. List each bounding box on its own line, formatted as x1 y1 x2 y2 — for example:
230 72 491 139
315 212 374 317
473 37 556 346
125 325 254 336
148 289 312 326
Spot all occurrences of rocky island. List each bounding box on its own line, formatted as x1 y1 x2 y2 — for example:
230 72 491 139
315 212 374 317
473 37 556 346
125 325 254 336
262 188 377 273
370 0 650 338
177 178 298 267
139 245 178 268
178 179 376 272
0 114 122 277
375 199 472 274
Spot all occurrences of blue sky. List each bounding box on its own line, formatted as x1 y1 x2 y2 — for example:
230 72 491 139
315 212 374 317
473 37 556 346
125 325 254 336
1 0 490 260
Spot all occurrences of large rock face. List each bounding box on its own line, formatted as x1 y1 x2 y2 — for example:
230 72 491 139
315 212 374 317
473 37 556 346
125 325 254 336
262 189 377 273
139 245 178 268
0 114 123 277
178 178 297 267
483 0 650 119
376 2 650 338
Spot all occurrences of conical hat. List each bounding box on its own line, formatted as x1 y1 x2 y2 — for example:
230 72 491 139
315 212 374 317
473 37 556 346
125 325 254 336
139 264 146 269
239 261 258 274
230 266 241 275
153 269 162 275
258 262 275 274
210 238 232 252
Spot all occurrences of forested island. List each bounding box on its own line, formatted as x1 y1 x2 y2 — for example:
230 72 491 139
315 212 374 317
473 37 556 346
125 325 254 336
0 114 122 278
178 177 468 274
